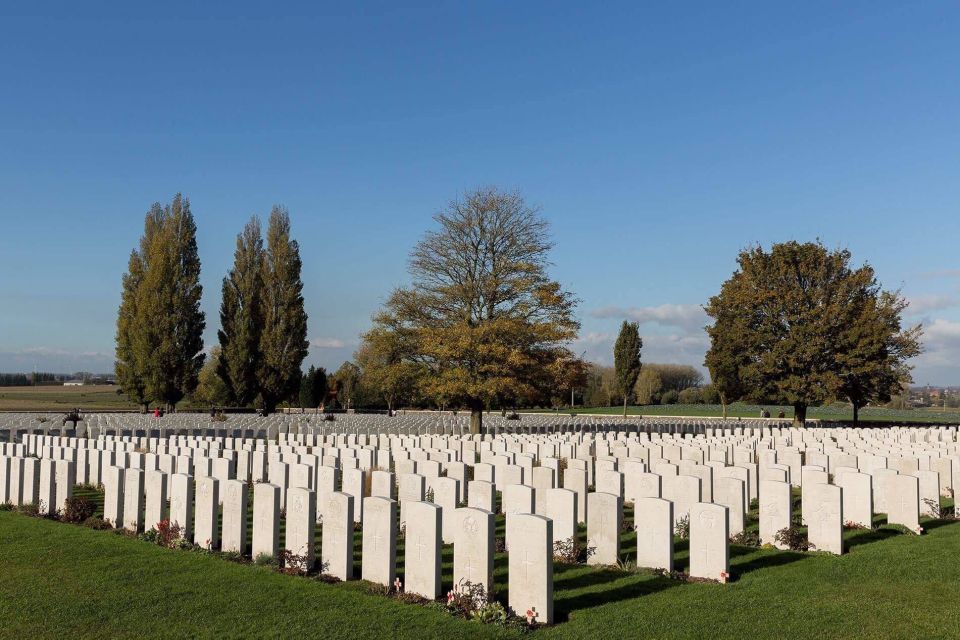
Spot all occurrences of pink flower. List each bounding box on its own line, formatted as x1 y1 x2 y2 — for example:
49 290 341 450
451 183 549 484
526 607 537 624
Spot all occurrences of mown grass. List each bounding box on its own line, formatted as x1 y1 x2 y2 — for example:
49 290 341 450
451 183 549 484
2 486 960 639
0 385 137 411
546 403 960 424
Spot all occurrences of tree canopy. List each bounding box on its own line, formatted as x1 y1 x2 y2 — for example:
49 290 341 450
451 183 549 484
367 187 580 432
704 241 922 424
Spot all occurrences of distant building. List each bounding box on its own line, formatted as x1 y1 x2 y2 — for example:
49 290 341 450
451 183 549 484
63 380 84 386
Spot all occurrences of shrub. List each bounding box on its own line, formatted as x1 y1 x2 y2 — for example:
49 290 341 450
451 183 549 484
18 503 43 518
446 580 500 622
61 496 96 524
553 536 597 564
774 526 813 551
83 516 112 530
661 390 680 405
143 519 188 549
675 514 690 539
0 503 14 512
923 498 954 520
254 553 276 567
280 549 311 575
730 530 760 546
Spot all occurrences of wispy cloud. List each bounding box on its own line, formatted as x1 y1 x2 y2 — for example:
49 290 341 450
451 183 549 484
906 293 960 315
310 337 346 349
590 303 708 331
918 269 960 280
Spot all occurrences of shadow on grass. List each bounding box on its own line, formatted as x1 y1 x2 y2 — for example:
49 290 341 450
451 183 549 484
553 569 682 623
845 527 901 550
921 518 960 532
730 549 807 576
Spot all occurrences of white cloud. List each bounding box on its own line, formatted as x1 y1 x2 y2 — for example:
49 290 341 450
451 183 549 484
914 318 960 368
572 328 709 370
590 303 708 331
310 337 346 349
906 294 959 315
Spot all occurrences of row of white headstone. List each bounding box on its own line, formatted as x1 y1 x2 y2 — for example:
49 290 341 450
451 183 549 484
3 426 955 624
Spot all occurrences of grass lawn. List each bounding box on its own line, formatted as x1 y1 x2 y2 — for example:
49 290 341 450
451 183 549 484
542 403 960 424
0 385 138 412
2 488 960 639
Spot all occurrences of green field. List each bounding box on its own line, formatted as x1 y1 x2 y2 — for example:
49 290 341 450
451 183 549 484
0 385 139 412
2 487 959 639
546 403 960 424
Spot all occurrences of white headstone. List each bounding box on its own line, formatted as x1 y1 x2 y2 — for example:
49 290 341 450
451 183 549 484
507 513 553 625
361 496 397 586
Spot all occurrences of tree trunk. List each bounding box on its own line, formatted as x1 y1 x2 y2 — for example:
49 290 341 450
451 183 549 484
852 402 859 427
469 399 484 434
793 403 807 427
623 396 628 418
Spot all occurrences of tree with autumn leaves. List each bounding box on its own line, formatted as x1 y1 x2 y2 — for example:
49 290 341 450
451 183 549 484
363 187 582 433
705 241 922 425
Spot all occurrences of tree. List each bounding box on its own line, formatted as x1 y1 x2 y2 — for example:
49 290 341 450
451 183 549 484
836 291 922 425
368 187 579 433
257 207 310 413
331 361 361 410
115 219 154 410
550 354 589 408
115 194 205 411
614 320 642 416
298 365 328 410
705 241 922 425
643 364 703 392
193 346 231 406
634 368 663 405
217 217 264 406
356 328 426 415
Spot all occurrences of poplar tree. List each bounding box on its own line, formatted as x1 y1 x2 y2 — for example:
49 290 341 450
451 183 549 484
257 206 309 413
116 194 205 410
613 320 643 417
217 217 265 406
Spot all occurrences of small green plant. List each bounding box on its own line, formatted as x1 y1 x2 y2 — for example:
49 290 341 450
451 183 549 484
254 553 276 567
675 514 690 539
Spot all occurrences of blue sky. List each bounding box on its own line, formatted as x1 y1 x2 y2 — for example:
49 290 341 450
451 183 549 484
1 1 959 384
